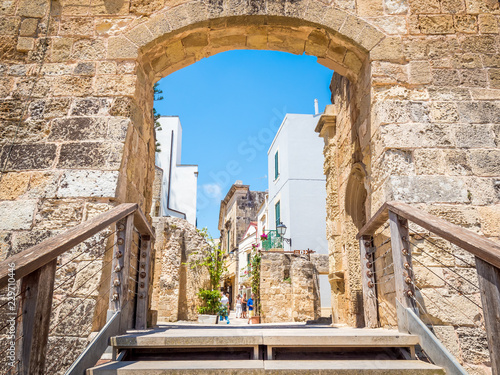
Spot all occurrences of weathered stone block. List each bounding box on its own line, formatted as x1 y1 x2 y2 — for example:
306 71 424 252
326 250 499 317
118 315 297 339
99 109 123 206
57 170 118 198
460 35 497 54
478 14 499 34
52 76 93 96
74 62 95 76
419 15 454 34
17 0 48 17
71 98 109 116
35 198 84 230
50 37 73 62
468 150 500 176
24 171 60 199
59 17 94 36
0 143 56 170
16 36 35 52
94 75 136 96
370 36 403 62
0 172 30 200
387 176 468 203
384 0 408 14
107 118 130 141
0 200 36 230
58 142 123 169
455 124 495 148
107 35 138 59
49 117 108 141
408 60 432 84
457 101 500 123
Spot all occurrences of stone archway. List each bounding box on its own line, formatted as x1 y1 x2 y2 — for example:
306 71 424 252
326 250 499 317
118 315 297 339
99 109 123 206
1 0 499 340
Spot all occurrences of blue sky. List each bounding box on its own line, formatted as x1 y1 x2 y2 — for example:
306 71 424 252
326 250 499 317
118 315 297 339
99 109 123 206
154 50 333 237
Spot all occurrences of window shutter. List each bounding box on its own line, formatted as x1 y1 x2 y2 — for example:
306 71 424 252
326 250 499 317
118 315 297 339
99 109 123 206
275 201 280 228
274 151 279 179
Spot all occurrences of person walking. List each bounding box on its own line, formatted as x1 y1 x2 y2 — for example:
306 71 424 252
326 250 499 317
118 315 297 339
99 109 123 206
235 294 242 318
247 293 255 324
220 292 230 324
242 295 247 319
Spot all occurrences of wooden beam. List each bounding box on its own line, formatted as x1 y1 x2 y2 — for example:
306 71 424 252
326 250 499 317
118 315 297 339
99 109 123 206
356 203 389 239
17 260 56 375
109 215 134 313
476 257 500 375
387 201 500 270
135 236 151 330
389 211 417 323
359 235 378 328
134 208 155 240
0 203 138 289
357 201 500 270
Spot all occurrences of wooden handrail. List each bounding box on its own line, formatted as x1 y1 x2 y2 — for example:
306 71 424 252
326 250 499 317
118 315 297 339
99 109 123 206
0 203 154 289
357 201 500 270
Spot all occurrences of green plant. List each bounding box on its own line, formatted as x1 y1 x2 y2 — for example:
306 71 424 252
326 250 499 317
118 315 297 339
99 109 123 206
196 289 221 315
250 252 261 315
190 228 227 315
283 276 291 284
153 82 163 153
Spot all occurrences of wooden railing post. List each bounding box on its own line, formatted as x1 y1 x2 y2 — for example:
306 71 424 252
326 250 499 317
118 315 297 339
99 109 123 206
475 257 500 375
108 214 134 317
388 211 417 328
359 235 378 328
16 259 57 375
135 235 151 330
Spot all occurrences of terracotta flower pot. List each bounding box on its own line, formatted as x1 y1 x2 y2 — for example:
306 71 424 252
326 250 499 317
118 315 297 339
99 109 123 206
249 316 260 324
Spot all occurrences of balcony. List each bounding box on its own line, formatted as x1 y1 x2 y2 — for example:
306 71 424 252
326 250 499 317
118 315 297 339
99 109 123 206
261 230 283 251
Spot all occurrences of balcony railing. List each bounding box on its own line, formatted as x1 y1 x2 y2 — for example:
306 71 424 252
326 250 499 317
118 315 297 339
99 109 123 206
261 230 283 250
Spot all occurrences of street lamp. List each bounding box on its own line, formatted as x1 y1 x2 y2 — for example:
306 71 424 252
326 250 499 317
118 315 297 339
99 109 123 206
276 222 292 247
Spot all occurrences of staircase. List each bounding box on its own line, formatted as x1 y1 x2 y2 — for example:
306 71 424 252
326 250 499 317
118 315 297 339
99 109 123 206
86 325 444 374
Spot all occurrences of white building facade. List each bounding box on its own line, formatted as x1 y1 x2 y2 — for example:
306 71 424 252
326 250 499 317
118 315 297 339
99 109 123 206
266 113 331 311
155 116 198 226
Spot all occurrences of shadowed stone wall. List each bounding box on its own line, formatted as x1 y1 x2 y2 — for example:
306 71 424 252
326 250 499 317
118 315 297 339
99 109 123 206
260 252 328 323
151 216 210 322
0 1 498 372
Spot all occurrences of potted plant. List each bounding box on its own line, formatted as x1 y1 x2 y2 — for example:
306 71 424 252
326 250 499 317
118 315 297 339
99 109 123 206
260 233 268 240
191 228 227 324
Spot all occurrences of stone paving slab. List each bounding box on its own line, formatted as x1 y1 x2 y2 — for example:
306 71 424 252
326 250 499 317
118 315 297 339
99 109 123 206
87 360 445 375
111 327 419 348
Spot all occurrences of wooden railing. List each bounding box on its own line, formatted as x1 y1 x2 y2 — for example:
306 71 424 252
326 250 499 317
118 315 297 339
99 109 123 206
0 203 155 375
357 201 500 375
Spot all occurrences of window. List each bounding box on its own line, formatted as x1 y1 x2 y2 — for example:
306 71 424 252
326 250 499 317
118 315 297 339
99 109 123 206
275 201 280 229
247 253 251 269
274 150 279 180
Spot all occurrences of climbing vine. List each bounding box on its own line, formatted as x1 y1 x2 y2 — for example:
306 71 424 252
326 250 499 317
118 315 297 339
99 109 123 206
250 252 261 315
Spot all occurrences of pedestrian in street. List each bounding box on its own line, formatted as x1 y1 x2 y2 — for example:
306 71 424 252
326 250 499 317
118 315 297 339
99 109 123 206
242 295 247 319
235 294 242 318
220 292 230 324
247 293 255 324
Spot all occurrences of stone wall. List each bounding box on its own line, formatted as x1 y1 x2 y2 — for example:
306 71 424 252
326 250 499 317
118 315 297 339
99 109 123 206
151 216 210 322
0 1 497 368
260 252 327 323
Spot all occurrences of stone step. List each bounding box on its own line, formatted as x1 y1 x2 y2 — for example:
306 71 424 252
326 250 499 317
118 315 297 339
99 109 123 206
111 327 419 350
87 360 445 375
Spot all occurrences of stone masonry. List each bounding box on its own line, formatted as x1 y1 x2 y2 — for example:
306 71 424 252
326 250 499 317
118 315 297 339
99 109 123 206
151 216 210 322
0 0 498 372
260 252 328 323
